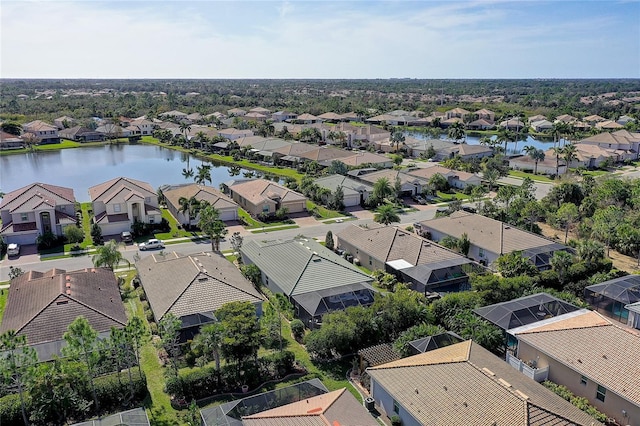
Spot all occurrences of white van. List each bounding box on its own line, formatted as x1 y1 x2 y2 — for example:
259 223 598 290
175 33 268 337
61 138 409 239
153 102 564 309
7 243 20 257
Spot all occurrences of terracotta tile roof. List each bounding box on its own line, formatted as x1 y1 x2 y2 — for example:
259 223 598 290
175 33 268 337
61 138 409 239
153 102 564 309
136 252 262 321
163 184 238 212
88 177 156 202
0 268 127 346
368 341 601 425
297 113 318 121
229 179 306 206
517 318 640 406
0 182 75 211
243 388 378 426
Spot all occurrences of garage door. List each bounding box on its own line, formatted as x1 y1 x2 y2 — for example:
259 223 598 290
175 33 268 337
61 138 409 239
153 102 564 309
219 208 237 221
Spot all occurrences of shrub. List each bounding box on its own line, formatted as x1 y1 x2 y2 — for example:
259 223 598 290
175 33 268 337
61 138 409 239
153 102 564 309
0 394 22 425
94 369 147 412
291 319 305 340
391 415 402 426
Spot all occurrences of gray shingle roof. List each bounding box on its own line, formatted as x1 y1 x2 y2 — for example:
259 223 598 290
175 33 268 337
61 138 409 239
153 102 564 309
0 268 127 345
240 237 372 296
136 252 262 321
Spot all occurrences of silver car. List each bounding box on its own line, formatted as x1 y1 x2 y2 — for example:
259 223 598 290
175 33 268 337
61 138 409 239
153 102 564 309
138 239 165 251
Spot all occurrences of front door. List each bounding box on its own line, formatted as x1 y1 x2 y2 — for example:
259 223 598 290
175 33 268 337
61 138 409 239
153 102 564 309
40 211 52 233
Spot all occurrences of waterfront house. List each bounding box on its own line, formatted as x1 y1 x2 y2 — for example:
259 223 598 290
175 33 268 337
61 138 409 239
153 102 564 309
59 126 104 142
22 120 60 144
162 183 239 226
225 179 307 217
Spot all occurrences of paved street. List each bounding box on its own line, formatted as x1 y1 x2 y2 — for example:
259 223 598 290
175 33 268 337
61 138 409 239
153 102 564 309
0 205 439 282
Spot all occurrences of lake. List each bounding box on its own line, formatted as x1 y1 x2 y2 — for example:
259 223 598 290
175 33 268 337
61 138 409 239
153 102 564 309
404 131 567 155
0 144 249 201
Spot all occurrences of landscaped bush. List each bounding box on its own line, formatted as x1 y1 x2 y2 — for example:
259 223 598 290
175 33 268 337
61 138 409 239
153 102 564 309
94 369 147 412
291 319 305 340
0 394 22 425
36 231 65 249
542 381 607 422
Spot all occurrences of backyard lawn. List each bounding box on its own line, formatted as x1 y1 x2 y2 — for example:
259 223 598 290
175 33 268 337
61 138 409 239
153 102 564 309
508 170 554 182
0 289 7 326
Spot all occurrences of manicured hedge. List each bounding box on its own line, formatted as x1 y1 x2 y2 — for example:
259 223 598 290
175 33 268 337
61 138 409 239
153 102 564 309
0 393 22 425
94 369 148 412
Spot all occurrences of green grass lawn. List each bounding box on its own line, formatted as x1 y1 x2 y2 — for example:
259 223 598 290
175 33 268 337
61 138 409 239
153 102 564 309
306 201 345 220
120 272 182 425
154 208 199 240
63 202 94 252
0 289 8 326
436 191 469 201
577 169 609 177
140 136 304 181
508 170 554 182
238 209 297 230
250 225 299 234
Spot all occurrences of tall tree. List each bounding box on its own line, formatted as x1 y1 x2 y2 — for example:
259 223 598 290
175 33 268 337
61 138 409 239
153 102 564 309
550 250 574 286
523 145 545 175
199 205 227 251
447 121 465 143
556 202 580 243
325 230 335 251
191 322 223 371
158 313 182 379
562 143 578 173
194 163 212 185
372 177 393 206
0 331 38 426
92 240 128 271
125 316 147 378
216 301 262 369
62 316 100 413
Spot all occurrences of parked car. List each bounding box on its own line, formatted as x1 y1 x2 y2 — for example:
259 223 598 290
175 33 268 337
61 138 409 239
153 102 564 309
412 195 427 205
461 206 477 213
138 239 165 251
121 231 133 243
7 243 20 257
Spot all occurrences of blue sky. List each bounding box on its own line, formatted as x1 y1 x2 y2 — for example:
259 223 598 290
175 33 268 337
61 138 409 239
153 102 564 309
2 1 639 79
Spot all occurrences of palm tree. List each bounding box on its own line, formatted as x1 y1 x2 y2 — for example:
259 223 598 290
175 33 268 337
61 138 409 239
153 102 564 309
390 130 406 152
372 177 394 205
523 145 545 175
496 127 516 155
374 204 400 226
178 196 202 226
180 122 193 172
551 121 568 149
92 240 128 271
562 143 578 173
195 164 212 185
551 146 563 177
447 121 465 143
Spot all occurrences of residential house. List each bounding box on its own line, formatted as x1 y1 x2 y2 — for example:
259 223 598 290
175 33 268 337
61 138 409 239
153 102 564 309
242 388 377 426
72 408 150 426
530 119 554 132
136 251 263 341
577 130 640 161
295 113 319 124
584 114 607 125
406 331 464 355
596 120 624 130
54 116 76 129
162 183 239 226
22 120 60 144
298 146 353 163
337 224 476 294
406 165 482 189
331 151 394 169
474 292 582 354
240 237 375 327
474 108 495 122
89 177 161 236
226 179 307 217
271 141 317 165
419 211 569 269
271 110 298 122
0 182 76 245
227 108 247 117
439 116 463 128
59 126 104 142
356 169 427 197
313 174 373 207
509 151 568 175
617 115 636 126
467 118 496 130
527 114 547 124
367 340 601 426
159 110 188 120
95 123 133 139
499 118 526 131
186 112 203 123
626 302 640 330
0 267 127 361
445 107 470 120
317 112 344 122
249 107 271 115
130 118 156 135
554 114 578 123
0 130 24 150
437 143 494 161
244 112 268 121
512 310 640 425
218 128 254 141
405 138 457 158
584 275 640 325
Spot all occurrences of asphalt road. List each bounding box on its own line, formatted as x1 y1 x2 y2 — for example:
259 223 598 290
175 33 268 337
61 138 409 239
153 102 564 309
0 206 439 282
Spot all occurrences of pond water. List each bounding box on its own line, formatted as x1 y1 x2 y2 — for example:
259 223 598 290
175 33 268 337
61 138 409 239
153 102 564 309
0 144 253 201
404 131 567 155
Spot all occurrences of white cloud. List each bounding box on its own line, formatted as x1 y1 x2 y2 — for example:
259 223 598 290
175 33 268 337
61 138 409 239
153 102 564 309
1 1 637 78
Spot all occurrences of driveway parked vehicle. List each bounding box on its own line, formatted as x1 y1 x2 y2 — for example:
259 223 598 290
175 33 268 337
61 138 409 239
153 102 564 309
7 243 20 257
121 231 133 243
138 239 165 251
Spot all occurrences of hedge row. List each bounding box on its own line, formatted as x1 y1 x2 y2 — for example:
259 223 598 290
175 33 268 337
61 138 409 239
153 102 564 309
166 351 295 401
0 370 147 425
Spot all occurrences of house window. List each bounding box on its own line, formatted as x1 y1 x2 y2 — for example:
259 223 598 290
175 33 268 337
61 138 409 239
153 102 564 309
596 385 606 402
393 399 400 414
263 204 269 213
369 256 373 266
149 216 155 224
21 213 28 221
478 248 485 258
114 204 121 213
580 376 588 386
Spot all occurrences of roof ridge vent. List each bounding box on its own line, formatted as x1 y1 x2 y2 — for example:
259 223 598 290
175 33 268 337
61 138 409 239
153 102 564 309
497 378 512 388
482 367 495 376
